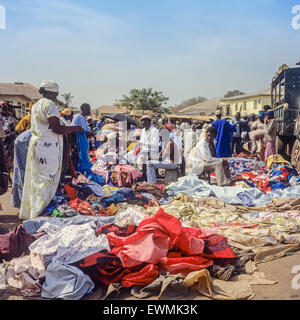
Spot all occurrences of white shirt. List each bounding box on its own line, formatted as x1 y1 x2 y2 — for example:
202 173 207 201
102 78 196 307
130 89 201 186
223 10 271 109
139 125 159 157
195 138 220 163
170 132 182 163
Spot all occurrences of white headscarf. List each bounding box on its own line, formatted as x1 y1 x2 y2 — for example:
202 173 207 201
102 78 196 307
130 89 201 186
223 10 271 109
40 80 59 93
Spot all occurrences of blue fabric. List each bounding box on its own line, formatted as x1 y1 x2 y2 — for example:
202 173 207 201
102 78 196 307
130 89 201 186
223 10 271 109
11 129 32 208
237 192 254 207
101 193 125 208
116 188 137 200
167 175 300 207
96 120 103 130
212 119 235 158
72 114 91 132
81 182 105 197
87 173 105 185
76 132 92 175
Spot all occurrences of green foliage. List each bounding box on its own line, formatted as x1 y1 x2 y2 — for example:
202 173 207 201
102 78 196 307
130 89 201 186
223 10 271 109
120 88 169 114
61 92 74 107
224 90 245 98
169 96 207 113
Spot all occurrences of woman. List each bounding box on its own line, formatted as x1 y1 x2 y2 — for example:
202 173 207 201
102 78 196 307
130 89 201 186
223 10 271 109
19 80 83 220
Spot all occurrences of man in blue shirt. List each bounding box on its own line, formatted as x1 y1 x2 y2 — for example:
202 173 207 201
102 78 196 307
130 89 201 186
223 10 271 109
212 110 235 158
72 103 92 135
71 103 93 174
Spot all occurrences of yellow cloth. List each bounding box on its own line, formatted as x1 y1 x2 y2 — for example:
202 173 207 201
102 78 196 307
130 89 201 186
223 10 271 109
15 115 31 133
128 142 135 151
266 154 289 169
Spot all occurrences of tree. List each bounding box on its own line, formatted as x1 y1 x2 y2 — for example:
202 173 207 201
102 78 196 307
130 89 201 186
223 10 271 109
170 96 207 113
224 90 245 98
120 88 169 114
61 93 74 107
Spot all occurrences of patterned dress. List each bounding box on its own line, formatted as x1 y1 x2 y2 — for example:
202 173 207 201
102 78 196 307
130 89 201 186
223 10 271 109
19 98 63 220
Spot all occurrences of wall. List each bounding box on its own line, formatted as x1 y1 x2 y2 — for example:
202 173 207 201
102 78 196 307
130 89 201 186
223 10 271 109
221 95 271 116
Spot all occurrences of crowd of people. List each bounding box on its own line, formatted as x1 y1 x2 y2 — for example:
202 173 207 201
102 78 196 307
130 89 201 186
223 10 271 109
0 80 279 221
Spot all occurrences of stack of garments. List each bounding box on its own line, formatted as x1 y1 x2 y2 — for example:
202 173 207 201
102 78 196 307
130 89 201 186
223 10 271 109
230 155 298 193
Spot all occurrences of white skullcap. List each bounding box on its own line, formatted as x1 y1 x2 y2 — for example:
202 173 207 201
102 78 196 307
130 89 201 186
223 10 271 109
40 80 59 93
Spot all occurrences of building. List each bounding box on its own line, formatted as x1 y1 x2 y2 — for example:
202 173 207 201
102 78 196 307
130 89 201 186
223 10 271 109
220 89 271 117
179 98 222 116
0 82 65 119
0 82 42 119
92 105 128 118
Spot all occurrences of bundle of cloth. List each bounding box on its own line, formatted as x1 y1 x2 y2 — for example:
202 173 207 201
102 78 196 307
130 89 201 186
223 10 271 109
230 154 298 193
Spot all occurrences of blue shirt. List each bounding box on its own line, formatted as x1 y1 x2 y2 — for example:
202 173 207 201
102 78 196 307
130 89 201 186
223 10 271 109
72 114 90 132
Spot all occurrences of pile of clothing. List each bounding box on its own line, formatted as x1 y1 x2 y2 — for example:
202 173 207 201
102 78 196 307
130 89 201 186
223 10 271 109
1 208 242 300
229 154 298 193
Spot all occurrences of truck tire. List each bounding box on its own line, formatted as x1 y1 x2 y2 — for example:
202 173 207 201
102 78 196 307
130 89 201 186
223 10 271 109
275 135 284 155
291 139 300 172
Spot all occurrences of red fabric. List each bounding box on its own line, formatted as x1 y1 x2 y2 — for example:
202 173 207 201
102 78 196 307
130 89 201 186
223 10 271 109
106 208 182 268
79 209 236 284
160 254 213 276
79 252 159 288
201 234 236 259
121 264 159 288
69 198 98 216
176 227 216 256
64 184 78 201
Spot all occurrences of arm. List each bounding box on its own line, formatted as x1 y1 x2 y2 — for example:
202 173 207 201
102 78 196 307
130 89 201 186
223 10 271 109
48 117 83 135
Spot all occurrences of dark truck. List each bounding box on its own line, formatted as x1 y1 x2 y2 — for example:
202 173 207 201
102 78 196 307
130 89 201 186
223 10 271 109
272 65 300 169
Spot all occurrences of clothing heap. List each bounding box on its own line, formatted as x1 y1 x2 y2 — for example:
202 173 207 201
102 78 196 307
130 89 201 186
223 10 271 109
1 208 250 300
229 155 298 193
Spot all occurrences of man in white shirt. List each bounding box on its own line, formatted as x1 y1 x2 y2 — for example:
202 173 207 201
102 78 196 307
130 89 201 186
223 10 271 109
139 116 160 163
188 126 231 186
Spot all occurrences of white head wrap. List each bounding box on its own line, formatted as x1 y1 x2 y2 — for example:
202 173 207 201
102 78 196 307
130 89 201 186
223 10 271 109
40 80 59 93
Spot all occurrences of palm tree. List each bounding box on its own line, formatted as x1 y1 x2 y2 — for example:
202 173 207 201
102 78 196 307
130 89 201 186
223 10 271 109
61 93 74 108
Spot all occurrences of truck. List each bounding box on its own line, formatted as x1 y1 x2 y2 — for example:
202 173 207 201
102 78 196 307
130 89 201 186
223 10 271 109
272 64 300 170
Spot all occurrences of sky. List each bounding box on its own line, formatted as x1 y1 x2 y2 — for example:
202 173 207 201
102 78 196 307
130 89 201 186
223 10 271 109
0 0 300 109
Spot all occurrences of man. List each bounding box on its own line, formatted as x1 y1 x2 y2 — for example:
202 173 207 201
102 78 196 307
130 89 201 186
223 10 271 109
229 112 243 155
72 103 92 135
146 124 180 184
249 111 265 160
264 110 277 161
138 115 160 180
212 110 235 158
188 126 231 186
71 103 93 174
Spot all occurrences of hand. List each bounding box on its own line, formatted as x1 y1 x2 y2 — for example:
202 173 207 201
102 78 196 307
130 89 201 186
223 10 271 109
75 126 84 133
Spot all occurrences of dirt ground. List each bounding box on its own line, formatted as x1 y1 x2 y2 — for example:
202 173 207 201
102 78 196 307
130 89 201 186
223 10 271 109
1 188 300 301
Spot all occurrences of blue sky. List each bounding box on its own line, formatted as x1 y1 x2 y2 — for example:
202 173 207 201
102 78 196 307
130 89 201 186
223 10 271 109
0 0 300 108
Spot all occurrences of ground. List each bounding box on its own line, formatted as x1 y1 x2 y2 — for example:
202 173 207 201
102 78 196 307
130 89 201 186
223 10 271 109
1 189 300 301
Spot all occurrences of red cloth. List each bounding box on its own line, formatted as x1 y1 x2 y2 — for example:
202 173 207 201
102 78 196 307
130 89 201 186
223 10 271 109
106 208 182 268
64 184 78 201
160 254 213 276
69 198 98 216
79 209 236 286
121 264 159 288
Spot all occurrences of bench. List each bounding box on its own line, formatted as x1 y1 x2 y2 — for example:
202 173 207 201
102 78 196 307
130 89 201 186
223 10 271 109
165 168 179 185
198 168 214 184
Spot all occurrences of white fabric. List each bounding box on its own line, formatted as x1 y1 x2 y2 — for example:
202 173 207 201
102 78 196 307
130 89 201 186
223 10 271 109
40 80 59 93
29 222 110 264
